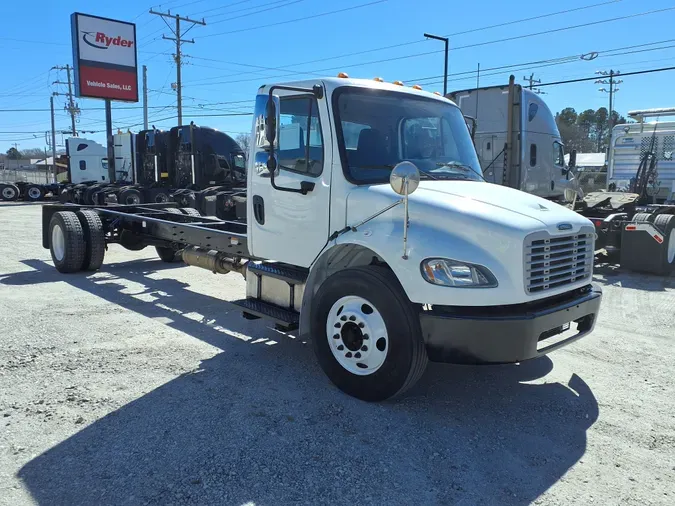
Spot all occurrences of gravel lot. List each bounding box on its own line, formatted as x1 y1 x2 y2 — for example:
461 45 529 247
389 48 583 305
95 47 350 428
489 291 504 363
1 202 674 506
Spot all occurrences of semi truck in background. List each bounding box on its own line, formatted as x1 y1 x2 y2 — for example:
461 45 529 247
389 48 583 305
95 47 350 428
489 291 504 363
1 124 247 219
447 75 581 203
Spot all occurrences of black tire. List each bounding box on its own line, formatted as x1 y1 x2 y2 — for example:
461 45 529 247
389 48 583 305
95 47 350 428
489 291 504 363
83 185 102 205
155 246 181 263
25 184 45 202
49 211 86 273
310 265 428 402
118 187 143 205
76 210 106 271
633 212 653 223
654 214 675 273
180 207 201 217
1 183 20 201
153 191 170 203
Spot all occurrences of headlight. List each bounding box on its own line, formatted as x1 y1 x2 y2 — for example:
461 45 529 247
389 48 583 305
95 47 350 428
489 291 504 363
420 258 498 288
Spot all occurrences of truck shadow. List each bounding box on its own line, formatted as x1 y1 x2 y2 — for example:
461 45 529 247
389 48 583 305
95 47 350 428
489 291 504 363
3 259 598 505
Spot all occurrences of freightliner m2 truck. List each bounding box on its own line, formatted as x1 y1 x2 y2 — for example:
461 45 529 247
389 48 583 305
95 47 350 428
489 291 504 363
41 76 603 401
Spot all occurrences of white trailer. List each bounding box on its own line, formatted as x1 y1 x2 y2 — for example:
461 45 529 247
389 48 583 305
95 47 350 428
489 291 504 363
42 76 603 401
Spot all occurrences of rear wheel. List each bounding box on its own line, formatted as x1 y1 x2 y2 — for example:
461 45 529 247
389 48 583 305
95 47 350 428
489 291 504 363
1 183 19 201
76 210 106 271
49 211 86 273
25 184 45 201
311 266 428 402
118 187 143 205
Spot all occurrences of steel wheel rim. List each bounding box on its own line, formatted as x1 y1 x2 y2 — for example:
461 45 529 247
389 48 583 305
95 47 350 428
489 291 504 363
326 295 388 376
2 187 16 199
51 223 65 262
28 187 41 199
125 194 141 205
668 228 675 263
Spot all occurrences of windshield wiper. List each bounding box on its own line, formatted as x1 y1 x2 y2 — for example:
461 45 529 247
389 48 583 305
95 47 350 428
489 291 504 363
436 161 486 182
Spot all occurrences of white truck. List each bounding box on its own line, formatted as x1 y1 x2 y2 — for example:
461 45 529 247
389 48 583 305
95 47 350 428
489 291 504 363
448 76 580 202
41 76 602 401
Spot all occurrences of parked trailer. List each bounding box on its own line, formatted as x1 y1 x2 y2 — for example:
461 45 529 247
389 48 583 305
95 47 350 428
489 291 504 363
41 76 603 401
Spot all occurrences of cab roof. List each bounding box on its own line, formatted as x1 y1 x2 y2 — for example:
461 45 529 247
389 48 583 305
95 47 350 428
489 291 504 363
258 77 458 106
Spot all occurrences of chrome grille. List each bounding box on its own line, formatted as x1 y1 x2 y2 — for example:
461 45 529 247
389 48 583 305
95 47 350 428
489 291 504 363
524 228 594 294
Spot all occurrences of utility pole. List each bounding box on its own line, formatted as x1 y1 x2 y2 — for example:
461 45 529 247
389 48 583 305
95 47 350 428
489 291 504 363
596 69 623 152
143 65 148 130
149 9 206 125
424 33 449 96
523 73 546 94
50 95 57 183
52 65 79 136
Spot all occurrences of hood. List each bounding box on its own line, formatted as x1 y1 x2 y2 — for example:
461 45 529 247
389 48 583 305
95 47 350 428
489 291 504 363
347 180 591 233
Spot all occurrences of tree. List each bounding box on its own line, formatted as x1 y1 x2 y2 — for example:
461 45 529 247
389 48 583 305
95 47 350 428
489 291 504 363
555 106 627 153
21 147 49 158
6 147 21 159
235 133 250 153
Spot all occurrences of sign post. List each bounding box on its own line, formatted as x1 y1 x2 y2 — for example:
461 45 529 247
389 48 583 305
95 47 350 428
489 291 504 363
70 12 138 184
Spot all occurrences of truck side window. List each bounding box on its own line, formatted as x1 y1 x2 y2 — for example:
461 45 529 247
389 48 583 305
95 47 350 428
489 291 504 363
530 144 537 167
553 141 564 166
79 160 86 170
278 96 324 177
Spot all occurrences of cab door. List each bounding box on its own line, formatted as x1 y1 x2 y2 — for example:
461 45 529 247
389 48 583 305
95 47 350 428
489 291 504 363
248 88 332 267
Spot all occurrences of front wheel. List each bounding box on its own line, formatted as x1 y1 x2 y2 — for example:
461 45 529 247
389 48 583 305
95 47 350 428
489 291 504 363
310 266 428 402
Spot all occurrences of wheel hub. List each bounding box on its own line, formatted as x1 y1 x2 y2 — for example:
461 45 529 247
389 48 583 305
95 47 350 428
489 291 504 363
326 295 388 376
341 321 364 351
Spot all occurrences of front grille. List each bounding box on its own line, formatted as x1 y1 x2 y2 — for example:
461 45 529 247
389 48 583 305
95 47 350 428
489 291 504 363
524 228 594 294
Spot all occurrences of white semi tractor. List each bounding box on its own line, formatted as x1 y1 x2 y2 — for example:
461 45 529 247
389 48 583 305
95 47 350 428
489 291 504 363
42 76 603 401
448 75 580 203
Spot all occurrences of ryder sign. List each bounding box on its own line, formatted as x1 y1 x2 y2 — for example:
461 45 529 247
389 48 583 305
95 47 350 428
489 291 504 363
71 13 138 102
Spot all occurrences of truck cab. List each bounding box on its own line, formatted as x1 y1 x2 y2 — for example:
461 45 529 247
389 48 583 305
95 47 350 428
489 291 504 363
43 76 602 402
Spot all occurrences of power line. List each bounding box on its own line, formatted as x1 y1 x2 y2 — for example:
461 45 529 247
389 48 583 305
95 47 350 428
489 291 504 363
187 6 675 87
200 0 389 38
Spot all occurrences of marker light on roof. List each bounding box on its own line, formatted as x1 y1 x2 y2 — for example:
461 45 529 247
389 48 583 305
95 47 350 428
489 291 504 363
393 80 404 86
373 77 384 82
412 84 423 90
433 91 442 96
337 72 349 78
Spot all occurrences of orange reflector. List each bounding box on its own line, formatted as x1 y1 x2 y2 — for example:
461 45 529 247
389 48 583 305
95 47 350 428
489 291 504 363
433 91 442 96
654 234 664 243
337 72 349 78
625 225 636 230
412 84 423 90
393 80 404 86
373 77 384 82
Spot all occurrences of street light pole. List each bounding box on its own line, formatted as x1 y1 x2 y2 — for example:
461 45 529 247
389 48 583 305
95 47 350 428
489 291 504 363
424 33 449 96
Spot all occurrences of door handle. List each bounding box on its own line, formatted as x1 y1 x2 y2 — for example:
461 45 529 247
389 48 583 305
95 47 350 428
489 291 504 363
253 195 265 225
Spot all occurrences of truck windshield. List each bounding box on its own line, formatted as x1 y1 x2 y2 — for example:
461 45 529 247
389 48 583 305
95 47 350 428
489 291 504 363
334 88 483 183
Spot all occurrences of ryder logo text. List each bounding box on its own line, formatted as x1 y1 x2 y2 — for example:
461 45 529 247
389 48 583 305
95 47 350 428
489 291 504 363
82 31 134 50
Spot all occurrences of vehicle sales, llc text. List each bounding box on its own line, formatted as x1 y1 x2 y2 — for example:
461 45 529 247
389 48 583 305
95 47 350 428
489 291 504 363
86 80 132 91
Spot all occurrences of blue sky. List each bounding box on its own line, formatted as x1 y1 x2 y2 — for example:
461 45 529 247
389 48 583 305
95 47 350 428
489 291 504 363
1 0 674 153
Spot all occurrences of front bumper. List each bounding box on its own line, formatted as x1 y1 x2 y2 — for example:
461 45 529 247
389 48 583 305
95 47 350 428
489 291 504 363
419 283 602 364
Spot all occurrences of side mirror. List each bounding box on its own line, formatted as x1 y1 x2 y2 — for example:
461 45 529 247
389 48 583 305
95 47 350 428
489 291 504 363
265 96 278 146
390 161 421 195
568 149 577 170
